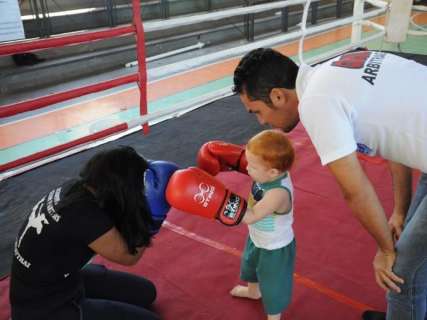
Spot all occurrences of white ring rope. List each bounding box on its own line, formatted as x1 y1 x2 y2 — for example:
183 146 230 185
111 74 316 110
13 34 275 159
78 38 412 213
1 3 390 180
298 0 312 65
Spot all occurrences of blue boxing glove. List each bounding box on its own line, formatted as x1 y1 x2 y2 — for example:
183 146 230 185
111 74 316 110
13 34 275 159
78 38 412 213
144 160 180 235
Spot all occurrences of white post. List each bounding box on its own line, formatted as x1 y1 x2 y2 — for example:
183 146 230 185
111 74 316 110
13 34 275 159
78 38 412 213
385 0 412 42
351 0 365 44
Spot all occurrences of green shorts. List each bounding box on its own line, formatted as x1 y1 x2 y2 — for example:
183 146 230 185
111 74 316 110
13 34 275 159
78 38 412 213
240 237 296 315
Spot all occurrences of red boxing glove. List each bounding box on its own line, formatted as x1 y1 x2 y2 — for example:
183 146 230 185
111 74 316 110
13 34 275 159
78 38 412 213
165 167 247 226
197 141 248 176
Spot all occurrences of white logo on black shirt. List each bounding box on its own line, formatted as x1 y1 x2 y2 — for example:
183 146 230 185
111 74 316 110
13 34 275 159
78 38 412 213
14 241 31 268
46 188 62 222
17 196 49 248
15 197 50 269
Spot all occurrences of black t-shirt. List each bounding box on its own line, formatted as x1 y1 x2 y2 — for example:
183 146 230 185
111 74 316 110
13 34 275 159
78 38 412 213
10 180 114 320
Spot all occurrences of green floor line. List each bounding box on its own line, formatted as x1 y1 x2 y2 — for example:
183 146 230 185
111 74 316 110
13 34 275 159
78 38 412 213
0 77 232 165
148 77 232 114
2 26 427 166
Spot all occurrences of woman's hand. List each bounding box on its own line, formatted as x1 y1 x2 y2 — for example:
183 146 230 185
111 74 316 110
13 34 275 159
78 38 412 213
373 249 404 293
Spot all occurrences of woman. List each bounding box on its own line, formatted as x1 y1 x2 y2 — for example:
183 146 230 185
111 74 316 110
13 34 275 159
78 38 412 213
10 146 178 320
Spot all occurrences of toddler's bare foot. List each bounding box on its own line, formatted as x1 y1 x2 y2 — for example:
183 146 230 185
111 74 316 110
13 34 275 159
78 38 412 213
230 285 261 299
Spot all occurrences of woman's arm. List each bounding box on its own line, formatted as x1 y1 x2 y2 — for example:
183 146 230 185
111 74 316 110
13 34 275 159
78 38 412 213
89 227 145 266
242 188 291 225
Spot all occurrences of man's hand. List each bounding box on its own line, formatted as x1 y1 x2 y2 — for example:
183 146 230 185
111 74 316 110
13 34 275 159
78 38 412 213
387 161 411 242
388 212 405 243
373 249 404 293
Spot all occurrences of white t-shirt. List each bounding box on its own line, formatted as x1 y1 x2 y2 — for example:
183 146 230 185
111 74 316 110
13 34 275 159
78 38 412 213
297 51 427 172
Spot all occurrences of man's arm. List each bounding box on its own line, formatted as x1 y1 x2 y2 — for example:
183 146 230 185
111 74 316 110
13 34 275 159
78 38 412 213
327 152 403 292
328 152 393 251
388 161 412 241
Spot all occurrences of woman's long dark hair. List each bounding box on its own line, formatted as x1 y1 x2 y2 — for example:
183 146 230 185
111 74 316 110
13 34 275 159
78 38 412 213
79 146 152 254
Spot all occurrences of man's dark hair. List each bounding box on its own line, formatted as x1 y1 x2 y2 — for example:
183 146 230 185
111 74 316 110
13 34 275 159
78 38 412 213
77 146 152 254
233 48 299 104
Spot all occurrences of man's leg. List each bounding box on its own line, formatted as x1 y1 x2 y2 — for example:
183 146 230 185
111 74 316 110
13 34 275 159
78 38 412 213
363 173 427 320
386 192 427 319
405 174 427 225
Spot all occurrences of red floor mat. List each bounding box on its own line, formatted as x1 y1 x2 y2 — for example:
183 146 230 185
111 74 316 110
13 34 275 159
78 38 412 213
0 278 9 320
0 123 391 320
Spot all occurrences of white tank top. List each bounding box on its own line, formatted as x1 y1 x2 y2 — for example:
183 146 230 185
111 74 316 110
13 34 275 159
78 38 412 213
248 173 294 250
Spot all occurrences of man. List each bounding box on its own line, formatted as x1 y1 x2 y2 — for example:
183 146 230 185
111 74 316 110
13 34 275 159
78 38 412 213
232 48 427 320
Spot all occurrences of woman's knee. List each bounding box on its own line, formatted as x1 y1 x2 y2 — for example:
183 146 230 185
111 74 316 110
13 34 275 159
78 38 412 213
140 278 157 305
82 264 157 307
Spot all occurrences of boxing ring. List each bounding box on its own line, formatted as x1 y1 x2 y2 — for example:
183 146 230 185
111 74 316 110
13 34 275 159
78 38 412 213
0 0 149 176
1 0 427 319
0 0 416 180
